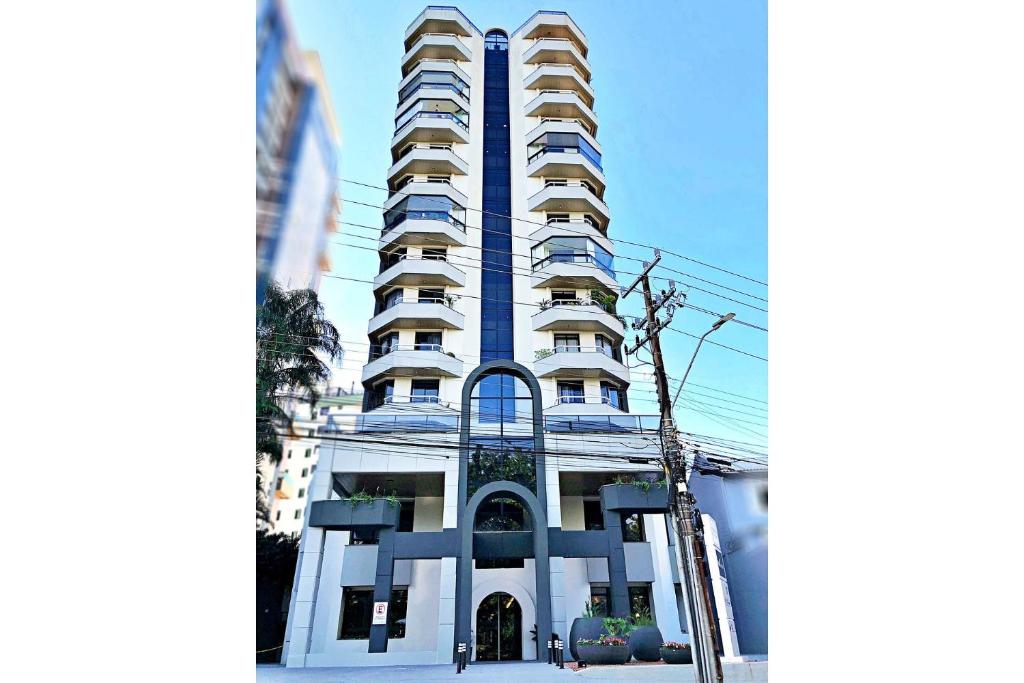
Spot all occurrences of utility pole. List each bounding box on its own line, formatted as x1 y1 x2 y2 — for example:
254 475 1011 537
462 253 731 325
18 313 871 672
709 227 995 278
623 252 723 683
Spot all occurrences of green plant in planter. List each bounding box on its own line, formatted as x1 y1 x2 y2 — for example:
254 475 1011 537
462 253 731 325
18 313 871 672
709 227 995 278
602 617 633 638
345 490 374 506
631 606 655 627
535 348 554 360
583 601 596 618
589 289 618 314
577 635 627 647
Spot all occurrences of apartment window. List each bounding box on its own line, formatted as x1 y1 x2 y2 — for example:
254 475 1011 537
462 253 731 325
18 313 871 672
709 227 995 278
629 585 654 621
551 290 577 304
546 212 570 224
418 287 444 303
383 289 404 309
389 588 409 638
595 334 619 361
294 509 302 520
381 247 406 271
375 331 400 358
298 488 305 499
369 380 395 409
338 588 373 640
414 331 442 350
410 379 440 403
398 500 415 532
311 464 316 473
349 528 380 545
622 513 646 542
583 499 604 530
304 449 311 458
422 247 447 261
301 468 308 477
589 586 610 617
308 429 314 437
275 510 281 521
554 334 580 352
557 381 585 404
275 479 283 491
600 382 625 410
287 450 292 460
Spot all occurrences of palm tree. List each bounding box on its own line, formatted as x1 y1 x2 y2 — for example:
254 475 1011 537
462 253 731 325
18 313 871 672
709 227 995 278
256 282 342 516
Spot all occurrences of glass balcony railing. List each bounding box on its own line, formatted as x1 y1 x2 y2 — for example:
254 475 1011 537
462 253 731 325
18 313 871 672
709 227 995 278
532 252 615 279
527 145 602 170
367 343 449 361
382 210 466 233
394 111 469 135
317 412 659 434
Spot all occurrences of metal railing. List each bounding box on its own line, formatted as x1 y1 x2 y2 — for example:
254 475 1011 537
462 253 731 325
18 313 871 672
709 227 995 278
528 62 590 82
383 210 466 233
513 10 587 40
545 216 601 229
408 7 482 36
367 343 449 361
544 414 660 434
317 411 660 435
542 345 623 360
397 81 469 108
552 394 614 406
532 252 615 279
378 296 457 313
393 175 454 192
396 142 457 161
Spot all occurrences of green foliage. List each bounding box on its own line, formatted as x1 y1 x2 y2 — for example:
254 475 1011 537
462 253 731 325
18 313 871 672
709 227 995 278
602 617 634 638
577 636 627 647
583 601 596 618
588 289 618 314
256 529 300 585
467 448 537 499
632 606 655 627
534 348 554 360
343 490 401 508
609 474 667 493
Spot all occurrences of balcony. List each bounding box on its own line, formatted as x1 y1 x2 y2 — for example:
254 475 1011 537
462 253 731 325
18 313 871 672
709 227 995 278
399 58 472 90
402 34 472 75
379 211 468 250
533 347 631 384
531 252 617 291
361 345 463 384
523 38 592 82
529 220 611 253
524 91 598 135
514 11 588 57
396 84 470 119
532 301 625 342
392 111 470 149
527 182 609 226
544 413 661 433
524 64 594 108
373 256 466 291
388 145 468 183
526 146 605 195
367 299 464 335
384 178 468 211
405 6 479 51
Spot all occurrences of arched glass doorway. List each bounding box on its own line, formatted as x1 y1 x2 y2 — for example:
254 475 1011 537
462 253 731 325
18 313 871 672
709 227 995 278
475 592 522 661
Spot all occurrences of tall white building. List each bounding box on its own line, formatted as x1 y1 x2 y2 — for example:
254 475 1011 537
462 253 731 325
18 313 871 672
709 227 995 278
282 8 692 667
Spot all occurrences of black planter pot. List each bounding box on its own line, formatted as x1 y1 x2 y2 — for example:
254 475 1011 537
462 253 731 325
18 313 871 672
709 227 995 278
660 647 693 664
569 617 607 660
576 644 631 665
628 626 664 662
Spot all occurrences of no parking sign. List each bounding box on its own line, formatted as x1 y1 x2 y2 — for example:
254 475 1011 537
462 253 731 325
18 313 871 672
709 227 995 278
372 601 388 625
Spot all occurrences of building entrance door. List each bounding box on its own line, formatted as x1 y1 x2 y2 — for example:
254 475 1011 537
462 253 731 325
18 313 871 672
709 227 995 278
475 592 522 661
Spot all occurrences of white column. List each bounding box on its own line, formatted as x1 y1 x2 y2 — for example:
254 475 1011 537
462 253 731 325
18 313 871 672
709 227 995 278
435 557 458 663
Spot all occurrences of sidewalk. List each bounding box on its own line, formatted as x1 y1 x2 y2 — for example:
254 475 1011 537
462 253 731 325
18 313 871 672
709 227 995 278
256 660 769 682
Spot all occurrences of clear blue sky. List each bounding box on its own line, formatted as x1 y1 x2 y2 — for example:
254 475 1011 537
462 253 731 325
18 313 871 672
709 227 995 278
288 0 767 448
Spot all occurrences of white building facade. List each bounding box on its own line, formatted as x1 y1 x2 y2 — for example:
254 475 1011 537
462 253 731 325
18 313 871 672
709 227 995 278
282 7 693 667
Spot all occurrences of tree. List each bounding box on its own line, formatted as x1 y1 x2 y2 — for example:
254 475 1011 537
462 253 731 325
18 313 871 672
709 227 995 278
256 282 342 517
256 529 300 661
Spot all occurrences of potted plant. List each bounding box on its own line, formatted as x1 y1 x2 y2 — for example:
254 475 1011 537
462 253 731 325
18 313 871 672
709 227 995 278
575 635 631 665
568 602 607 661
626 607 663 662
659 641 692 665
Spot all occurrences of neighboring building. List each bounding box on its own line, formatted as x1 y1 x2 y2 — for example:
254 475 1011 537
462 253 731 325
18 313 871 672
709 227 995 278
281 8 696 668
256 0 341 303
261 385 363 536
688 454 768 655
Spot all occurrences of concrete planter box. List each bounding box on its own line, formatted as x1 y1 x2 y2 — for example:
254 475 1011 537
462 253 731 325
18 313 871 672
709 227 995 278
627 626 664 662
660 646 693 664
599 483 670 512
576 644 631 665
308 499 401 530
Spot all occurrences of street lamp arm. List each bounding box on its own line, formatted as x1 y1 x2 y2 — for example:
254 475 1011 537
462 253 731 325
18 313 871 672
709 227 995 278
670 313 735 411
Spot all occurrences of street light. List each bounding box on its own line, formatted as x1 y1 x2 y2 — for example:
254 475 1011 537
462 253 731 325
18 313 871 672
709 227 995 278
671 313 735 410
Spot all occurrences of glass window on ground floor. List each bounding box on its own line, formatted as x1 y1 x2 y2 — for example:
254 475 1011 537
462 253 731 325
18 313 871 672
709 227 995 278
582 498 604 530
589 585 609 617
628 584 653 622
338 587 409 640
622 513 646 542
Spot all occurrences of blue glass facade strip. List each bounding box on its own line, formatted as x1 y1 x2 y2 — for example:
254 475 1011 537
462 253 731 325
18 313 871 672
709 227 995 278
479 32 514 362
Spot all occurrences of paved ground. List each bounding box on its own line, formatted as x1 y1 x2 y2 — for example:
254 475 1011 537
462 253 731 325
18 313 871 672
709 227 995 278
256 660 768 682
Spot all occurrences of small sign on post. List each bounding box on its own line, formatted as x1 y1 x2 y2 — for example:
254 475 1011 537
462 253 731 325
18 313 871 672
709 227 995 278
372 601 388 625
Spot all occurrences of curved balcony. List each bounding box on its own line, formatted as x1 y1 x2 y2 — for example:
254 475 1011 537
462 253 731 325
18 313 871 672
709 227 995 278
523 38 592 82
405 6 478 51
529 220 611 253
524 64 594 108
526 147 605 195
388 145 468 183
527 182 609 226
396 85 470 119
526 118 600 153
514 11 588 57
533 347 630 385
361 345 463 384
530 253 618 291
367 299 464 335
373 256 466 291
383 179 468 212
399 58 472 90
532 301 625 342
379 212 468 250
402 34 472 76
544 395 625 416
524 91 598 135
392 111 470 149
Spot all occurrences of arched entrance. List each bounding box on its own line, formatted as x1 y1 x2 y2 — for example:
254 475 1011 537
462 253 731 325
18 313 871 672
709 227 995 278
475 592 522 661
